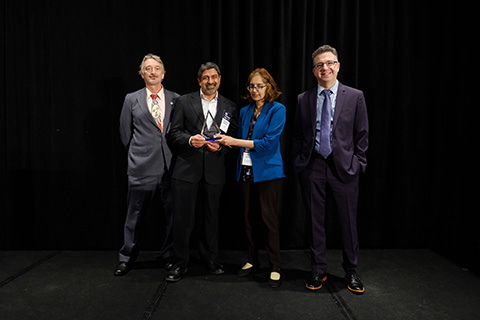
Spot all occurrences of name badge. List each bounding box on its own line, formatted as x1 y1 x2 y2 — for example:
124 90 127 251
220 111 232 133
241 149 252 166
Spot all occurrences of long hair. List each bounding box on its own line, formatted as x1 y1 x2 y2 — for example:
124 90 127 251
242 68 282 103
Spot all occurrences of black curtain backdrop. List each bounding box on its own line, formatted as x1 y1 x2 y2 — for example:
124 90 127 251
2 1 478 274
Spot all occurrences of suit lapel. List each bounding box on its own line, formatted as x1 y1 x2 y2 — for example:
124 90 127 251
164 89 174 128
333 82 345 131
253 101 273 138
309 87 318 131
189 93 205 130
138 89 157 128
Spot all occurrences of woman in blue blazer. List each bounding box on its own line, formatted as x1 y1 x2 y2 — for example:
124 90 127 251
219 68 286 288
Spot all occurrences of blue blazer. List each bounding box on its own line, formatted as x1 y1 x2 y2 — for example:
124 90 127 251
237 101 286 182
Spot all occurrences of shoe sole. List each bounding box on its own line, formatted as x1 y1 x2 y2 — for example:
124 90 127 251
113 265 130 277
269 279 282 288
237 267 253 277
347 285 365 294
306 275 327 291
209 270 225 275
165 276 182 282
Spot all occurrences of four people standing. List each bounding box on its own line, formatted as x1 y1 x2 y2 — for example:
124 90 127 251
117 46 368 294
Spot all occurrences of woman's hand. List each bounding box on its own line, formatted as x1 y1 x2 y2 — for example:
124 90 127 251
218 134 234 148
218 134 255 149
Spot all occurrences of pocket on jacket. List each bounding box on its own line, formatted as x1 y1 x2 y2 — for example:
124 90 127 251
130 144 150 155
265 158 283 166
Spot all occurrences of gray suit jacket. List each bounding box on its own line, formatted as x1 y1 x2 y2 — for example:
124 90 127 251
120 87 180 177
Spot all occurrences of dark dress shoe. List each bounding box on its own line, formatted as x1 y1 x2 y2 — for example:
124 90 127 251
207 262 225 275
165 257 175 271
165 265 187 282
306 273 327 290
157 255 175 271
268 271 282 288
345 273 365 294
114 262 130 276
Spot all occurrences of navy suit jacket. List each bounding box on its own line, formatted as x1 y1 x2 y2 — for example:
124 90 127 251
167 91 237 185
119 87 180 177
291 82 369 183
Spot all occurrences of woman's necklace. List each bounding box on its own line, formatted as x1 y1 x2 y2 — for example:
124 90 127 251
253 105 263 119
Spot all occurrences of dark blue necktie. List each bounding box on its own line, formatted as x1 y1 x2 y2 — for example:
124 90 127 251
319 89 332 158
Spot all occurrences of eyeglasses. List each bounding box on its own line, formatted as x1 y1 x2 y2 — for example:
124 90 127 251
247 84 267 91
313 61 338 69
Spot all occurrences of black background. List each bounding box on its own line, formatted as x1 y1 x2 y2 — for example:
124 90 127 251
2 0 478 274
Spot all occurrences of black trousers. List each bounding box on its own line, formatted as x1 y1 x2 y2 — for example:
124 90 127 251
171 177 224 268
242 178 282 271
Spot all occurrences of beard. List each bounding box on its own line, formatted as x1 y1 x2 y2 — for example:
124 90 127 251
203 83 217 95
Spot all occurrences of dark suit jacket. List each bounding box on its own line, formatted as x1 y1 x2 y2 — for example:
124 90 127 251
167 91 237 185
119 87 180 177
291 82 369 183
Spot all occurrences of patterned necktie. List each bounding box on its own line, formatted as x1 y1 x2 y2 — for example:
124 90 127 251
150 94 162 131
319 89 332 158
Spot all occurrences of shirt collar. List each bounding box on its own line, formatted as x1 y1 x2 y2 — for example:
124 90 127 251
200 89 218 102
146 87 164 100
317 80 339 96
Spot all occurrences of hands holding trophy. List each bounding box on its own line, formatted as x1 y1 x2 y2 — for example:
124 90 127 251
201 110 221 142
189 110 221 151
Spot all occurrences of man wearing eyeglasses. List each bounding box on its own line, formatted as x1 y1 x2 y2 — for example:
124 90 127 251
292 45 369 294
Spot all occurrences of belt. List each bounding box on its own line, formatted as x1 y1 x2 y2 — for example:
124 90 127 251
313 153 333 161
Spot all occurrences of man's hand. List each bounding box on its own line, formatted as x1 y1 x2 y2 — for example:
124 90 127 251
205 141 221 152
191 134 206 148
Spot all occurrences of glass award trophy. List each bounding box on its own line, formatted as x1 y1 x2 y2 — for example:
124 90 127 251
201 110 221 142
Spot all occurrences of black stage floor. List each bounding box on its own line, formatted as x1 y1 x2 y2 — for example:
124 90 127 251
1 249 478 320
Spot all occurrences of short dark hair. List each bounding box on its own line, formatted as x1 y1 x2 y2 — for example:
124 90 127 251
197 62 221 79
312 45 339 61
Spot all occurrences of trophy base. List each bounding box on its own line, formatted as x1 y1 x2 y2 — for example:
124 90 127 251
205 137 221 142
